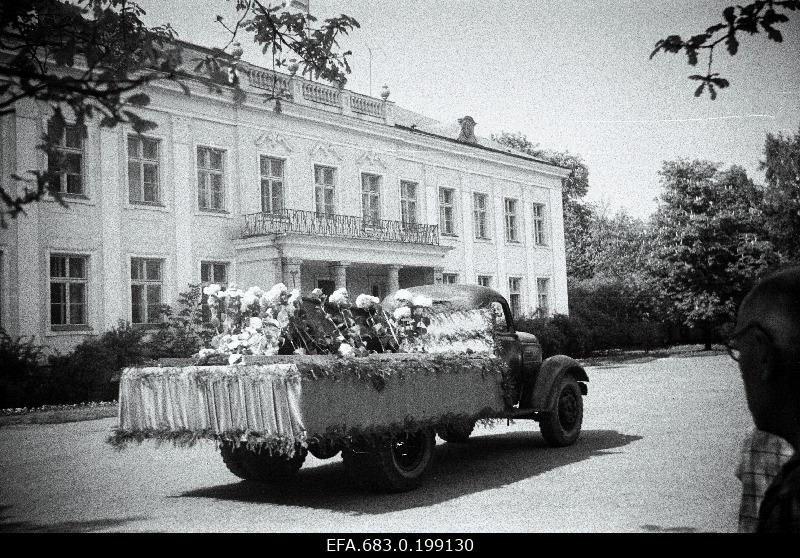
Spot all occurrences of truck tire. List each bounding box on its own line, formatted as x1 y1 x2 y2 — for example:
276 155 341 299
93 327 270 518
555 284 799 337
437 420 475 443
539 375 583 447
342 428 436 492
219 441 307 482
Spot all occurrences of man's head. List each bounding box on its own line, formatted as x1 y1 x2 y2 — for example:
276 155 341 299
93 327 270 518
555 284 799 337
732 267 800 444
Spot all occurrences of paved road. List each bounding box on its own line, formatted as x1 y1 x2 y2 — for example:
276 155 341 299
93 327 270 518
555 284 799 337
0 353 753 532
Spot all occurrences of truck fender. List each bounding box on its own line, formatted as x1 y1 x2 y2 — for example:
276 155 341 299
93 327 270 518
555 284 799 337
530 355 588 411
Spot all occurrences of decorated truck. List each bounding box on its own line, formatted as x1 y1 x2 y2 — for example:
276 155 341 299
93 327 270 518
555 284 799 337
111 283 588 492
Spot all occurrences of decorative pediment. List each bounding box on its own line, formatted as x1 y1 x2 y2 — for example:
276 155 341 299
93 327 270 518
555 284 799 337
254 130 295 153
308 142 342 161
356 149 387 169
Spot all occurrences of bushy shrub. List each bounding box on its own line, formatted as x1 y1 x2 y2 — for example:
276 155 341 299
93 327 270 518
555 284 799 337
0 328 47 408
516 314 592 358
143 284 215 359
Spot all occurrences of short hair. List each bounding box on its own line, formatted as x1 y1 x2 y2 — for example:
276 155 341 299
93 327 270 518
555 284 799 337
742 266 800 362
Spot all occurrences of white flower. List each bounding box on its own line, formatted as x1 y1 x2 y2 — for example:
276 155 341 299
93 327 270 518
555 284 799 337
356 293 380 309
249 316 263 330
411 295 433 308
394 289 413 303
310 288 324 300
228 353 243 365
393 306 412 320
288 289 301 305
337 342 354 356
329 288 350 307
262 283 288 306
293 347 307 355
203 284 221 297
241 291 260 310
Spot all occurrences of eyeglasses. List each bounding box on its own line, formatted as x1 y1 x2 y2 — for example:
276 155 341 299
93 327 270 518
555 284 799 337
724 322 774 362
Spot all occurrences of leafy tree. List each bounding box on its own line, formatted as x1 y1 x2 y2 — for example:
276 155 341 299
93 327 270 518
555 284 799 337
491 131 593 280
760 125 800 263
651 1 798 99
649 160 779 348
0 0 359 226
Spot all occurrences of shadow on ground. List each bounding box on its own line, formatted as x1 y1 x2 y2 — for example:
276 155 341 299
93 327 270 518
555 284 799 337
0 505 146 533
179 429 641 514
641 524 699 533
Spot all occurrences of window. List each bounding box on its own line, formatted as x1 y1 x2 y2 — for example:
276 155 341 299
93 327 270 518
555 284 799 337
197 147 225 210
50 255 88 328
260 156 285 214
48 123 84 195
504 198 518 242
439 187 456 235
537 278 550 317
473 192 489 239
508 276 522 318
314 165 336 216
131 258 163 325
361 173 382 224
532 203 547 246
201 261 228 285
400 181 418 227
477 275 492 288
442 273 458 285
128 135 160 204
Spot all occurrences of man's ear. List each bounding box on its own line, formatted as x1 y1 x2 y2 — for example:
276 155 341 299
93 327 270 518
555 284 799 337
751 328 780 382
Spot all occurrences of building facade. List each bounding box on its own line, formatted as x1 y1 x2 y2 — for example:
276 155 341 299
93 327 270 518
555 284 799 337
0 46 570 353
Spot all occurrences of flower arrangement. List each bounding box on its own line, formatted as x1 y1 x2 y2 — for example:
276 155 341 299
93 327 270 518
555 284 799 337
192 283 494 364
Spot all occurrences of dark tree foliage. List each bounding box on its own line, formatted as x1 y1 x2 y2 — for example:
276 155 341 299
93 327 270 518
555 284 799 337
651 0 799 99
649 160 779 347
760 126 800 263
0 0 359 226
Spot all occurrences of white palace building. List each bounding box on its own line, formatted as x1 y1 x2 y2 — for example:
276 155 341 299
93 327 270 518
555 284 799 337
0 42 570 353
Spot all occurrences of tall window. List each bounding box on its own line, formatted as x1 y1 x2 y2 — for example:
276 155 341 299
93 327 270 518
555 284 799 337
400 181 418 226
50 255 88 328
473 192 489 239
537 278 550 317
314 165 336 216
128 135 160 204
197 147 225 210
48 123 84 195
201 261 228 285
131 258 163 325
532 203 547 246
260 156 284 214
442 273 458 285
477 275 492 288
508 277 522 318
439 187 455 235
504 198 518 242
361 173 381 224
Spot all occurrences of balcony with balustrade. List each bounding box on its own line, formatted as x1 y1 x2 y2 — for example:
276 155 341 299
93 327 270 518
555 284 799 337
242 208 440 246
240 63 394 126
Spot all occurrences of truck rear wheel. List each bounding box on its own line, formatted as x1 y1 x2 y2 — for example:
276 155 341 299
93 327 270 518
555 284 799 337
342 428 436 492
539 375 583 447
437 420 475 443
219 441 307 482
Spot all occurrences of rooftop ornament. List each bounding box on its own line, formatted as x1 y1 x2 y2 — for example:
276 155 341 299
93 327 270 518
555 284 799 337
457 116 477 144
380 84 390 100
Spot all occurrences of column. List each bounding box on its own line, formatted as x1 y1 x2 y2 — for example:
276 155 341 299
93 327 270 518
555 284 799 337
329 260 350 290
172 115 194 299
14 99 42 337
386 264 401 293
99 126 123 330
282 257 303 290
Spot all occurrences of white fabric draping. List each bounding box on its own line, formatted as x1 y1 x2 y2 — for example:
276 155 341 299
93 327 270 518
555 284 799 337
118 364 305 441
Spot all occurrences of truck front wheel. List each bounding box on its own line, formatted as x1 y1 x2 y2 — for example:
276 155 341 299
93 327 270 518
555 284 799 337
219 441 307 482
342 428 436 492
538 375 583 447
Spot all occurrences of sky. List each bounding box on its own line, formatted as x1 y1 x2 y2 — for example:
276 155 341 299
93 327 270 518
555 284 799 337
139 0 800 219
